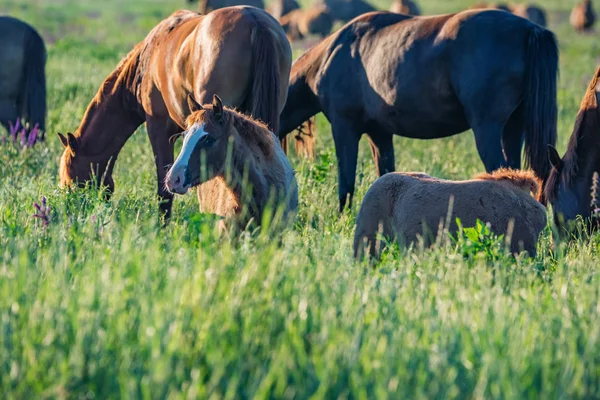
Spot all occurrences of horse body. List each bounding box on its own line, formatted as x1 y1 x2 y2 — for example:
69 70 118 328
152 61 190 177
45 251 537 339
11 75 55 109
58 8 291 219
389 0 421 15
199 0 265 14
166 96 298 228
279 10 558 211
571 0 596 32
0 16 46 136
354 169 546 259
545 66 600 229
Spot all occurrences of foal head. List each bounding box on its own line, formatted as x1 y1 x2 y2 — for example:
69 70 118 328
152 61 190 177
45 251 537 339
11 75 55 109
165 95 237 195
58 132 115 193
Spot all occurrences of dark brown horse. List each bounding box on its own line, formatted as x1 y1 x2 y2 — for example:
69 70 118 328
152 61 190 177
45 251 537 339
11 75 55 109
278 10 558 211
0 16 46 137
545 66 600 230
58 8 291 219
195 0 265 14
571 0 596 32
315 0 376 23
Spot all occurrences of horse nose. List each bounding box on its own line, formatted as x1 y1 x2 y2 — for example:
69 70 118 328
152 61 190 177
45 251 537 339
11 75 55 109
166 166 188 195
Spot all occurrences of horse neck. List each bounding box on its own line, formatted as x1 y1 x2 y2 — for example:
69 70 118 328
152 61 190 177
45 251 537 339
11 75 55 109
278 48 326 137
77 85 144 162
226 131 276 221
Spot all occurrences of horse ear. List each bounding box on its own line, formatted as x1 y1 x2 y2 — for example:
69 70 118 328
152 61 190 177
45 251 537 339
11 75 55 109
67 132 79 154
57 132 68 148
187 94 202 113
212 95 224 121
548 145 563 170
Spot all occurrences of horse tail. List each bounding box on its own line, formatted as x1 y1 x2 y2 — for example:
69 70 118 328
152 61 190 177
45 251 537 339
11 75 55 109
22 29 47 139
522 26 558 192
248 22 285 147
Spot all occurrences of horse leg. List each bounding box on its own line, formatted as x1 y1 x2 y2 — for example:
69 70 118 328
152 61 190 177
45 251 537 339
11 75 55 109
0 99 18 132
146 116 178 221
331 117 361 212
366 132 395 176
472 122 509 172
501 106 525 170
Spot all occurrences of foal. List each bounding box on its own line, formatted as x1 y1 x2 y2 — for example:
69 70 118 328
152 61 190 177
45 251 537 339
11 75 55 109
165 95 298 228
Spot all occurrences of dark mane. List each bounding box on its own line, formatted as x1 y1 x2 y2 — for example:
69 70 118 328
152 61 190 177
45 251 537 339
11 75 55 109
545 66 600 201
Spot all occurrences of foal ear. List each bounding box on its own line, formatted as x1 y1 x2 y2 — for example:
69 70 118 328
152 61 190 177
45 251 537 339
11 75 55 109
548 145 563 170
212 95 224 121
67 132 79 154
187 94 203 113
57 132 68 148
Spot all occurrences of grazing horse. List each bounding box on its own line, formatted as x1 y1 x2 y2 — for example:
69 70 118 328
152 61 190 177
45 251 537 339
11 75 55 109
58 8 291 220
278 10 558 211
269 0 300 20
571 0 596 32
545 66 600 230
197 0 264 14
280 6 333 40
0 16 46 137
315 0 376 22
354 169 546 259
469 2 511 11
165 95 298 228
389 0 421 15
512 4 547 27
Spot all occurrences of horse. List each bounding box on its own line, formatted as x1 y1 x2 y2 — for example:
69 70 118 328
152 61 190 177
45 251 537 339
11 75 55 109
571 0 596 32
545 65 600 230
0 16 46 138
165 95 298 228
512 4 547 27
58 8 291 220
468 2 511 11
314 0 376 23
280 6 333 41
198 0 264 14
389 0 421 15
278 10 558 212
269 0 300 20
353 169 546 259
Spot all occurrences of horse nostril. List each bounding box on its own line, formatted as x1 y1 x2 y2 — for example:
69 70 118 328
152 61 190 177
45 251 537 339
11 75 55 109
174 176 181 185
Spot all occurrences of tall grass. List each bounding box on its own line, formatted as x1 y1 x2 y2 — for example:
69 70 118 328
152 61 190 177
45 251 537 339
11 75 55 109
0 0 599 398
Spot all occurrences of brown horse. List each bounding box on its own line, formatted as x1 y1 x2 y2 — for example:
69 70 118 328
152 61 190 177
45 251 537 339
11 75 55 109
278 10 558 211
315 0 376 22
512 4 547 27
197 0 264 14
165 95 298 227
269 0 301 20
58 8 291 219
469 2 511 11
0 16 46 137
389 0 421 15
545 66 600 230
570 0 596 32
280 6 333 40
354 169 546 259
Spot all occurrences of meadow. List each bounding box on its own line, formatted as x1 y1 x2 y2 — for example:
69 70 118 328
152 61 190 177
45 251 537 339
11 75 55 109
0 0 599 398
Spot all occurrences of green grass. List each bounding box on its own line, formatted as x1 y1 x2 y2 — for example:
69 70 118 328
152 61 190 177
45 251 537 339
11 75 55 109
1 0 600 398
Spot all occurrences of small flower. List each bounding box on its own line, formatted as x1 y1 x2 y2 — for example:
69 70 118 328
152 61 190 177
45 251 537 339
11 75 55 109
33 196 51 228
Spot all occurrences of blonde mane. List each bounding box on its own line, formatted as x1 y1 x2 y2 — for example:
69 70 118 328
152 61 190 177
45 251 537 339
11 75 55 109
475 168 542 200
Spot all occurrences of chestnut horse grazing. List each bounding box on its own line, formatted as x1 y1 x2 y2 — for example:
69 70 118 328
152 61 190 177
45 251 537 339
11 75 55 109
354 169 546 259
512 4 547 27
58 8 291 219
570 0 596 32
278 10 558 211
165 95 298 228
389 0 421 15
545 66 600 230
280 6 333 40
0 16 46 137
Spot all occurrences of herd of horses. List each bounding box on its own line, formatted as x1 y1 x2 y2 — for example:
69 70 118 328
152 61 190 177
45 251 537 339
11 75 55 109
2 3 600 259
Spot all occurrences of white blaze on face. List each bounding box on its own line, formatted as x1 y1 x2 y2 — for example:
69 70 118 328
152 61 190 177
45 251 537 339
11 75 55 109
167 123 207 192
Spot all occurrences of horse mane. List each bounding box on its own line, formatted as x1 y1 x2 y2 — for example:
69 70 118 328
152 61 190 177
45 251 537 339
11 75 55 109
475 168 542 200
186 107 276 159
544 66 600 201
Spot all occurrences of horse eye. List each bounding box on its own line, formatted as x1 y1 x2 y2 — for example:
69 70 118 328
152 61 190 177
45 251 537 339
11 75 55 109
200 135 215 146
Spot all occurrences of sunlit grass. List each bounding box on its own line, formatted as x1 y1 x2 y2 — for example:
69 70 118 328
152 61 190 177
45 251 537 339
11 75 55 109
0 0 599 397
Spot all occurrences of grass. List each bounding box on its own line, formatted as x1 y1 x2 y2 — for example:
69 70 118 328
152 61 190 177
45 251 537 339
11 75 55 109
1 0 600 398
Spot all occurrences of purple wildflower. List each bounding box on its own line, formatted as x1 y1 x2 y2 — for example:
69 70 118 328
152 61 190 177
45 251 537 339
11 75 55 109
9 119 20 140
33 196 51 228
3 119 41 149
27 124 39 147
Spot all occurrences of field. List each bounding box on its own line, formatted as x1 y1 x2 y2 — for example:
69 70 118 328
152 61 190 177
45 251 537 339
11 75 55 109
1 0 599 398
